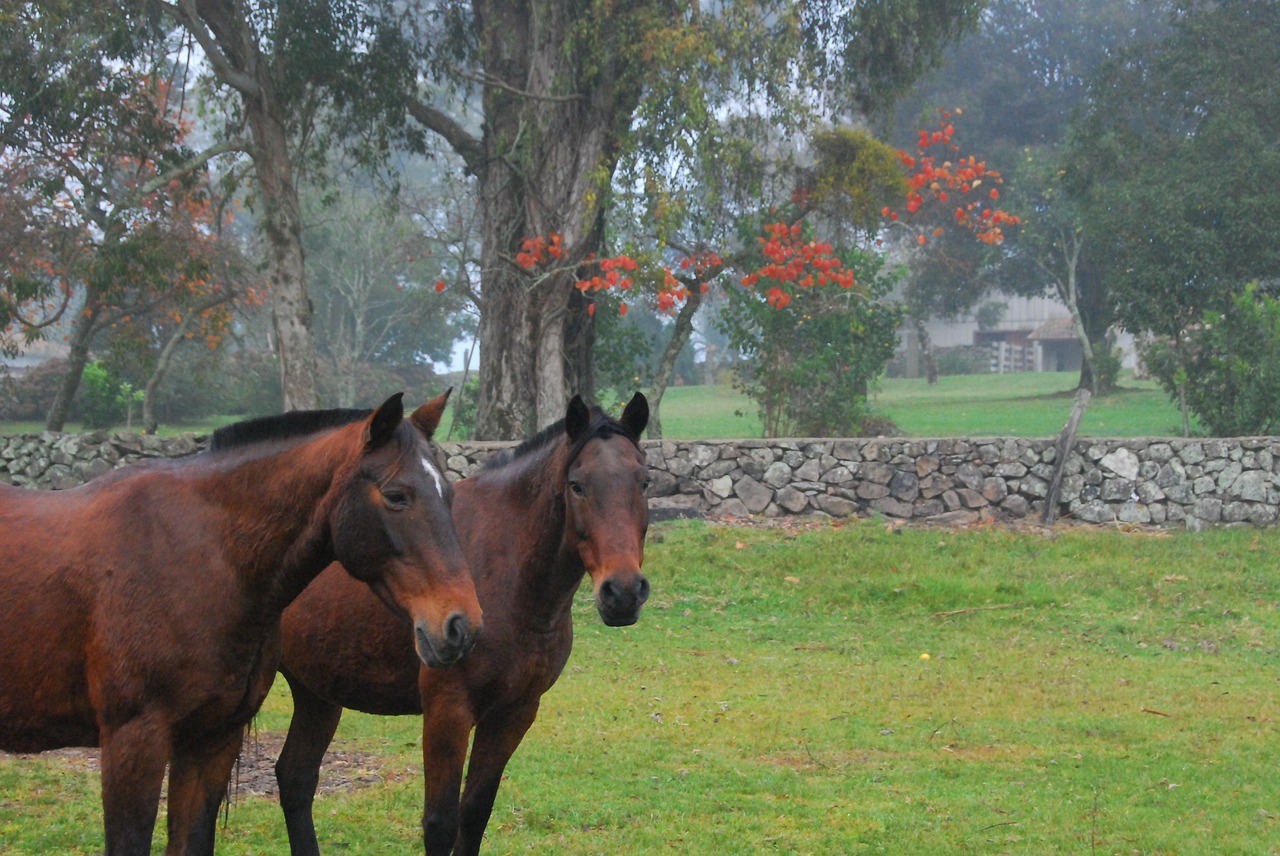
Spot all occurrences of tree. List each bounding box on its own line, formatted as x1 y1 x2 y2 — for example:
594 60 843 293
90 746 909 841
0 14 246 430
1144 285 1280 436
151 0 426 410
398 0 984 438
888 0 1176 392
886 110 1021 383
995 146 1117 393
303 179 466 407
719 221 902 436
1066 0 1280 422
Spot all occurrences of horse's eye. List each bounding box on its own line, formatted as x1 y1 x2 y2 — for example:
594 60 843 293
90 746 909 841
569 481 586 498
642 477 652 491
383 488 411 509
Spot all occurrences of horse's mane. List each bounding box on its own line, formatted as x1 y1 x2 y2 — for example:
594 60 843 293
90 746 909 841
482 406 638 472
209 408 371 452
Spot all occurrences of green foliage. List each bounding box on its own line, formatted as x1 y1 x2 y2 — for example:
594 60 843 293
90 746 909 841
719 245 903 437
441 376 480 441
1090 341 1122 396
589 291 652 400
76 362 123 430
1066 0 1280 342
809 129 907 231
933 346 989 376
1144 284 1280 436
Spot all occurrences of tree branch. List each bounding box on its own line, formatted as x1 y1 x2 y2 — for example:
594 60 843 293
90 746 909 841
406 96 485 177
122 137 248 212
151 0 262 99
461 68 586 104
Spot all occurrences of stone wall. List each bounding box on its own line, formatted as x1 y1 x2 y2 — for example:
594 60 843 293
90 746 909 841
4 430 1279 530
0 431 204 489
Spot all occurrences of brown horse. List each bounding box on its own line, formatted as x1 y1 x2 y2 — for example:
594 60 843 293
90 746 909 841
274 392 651 855
0 391 483 855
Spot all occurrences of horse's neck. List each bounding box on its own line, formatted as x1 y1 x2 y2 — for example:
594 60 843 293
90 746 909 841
208 438 346 613
477 442 582 627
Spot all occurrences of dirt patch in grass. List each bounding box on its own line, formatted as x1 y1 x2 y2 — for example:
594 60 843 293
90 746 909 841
1 731 402 799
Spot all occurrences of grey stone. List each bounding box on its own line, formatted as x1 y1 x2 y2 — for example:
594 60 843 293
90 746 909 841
1099 448 1140 480
776 486 810 513
648 494 706 521
762 461 793 488
734 475 774 514
815 494 858 517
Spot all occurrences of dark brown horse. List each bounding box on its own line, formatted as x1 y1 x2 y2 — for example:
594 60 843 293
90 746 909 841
274 393 651 855
0 391 483 855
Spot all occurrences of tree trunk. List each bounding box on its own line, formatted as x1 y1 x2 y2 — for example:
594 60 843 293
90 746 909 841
177 0 319 412
143 291 235 433
466 0 644 439
914 316 939 384
142 320 189 435
246 105 318 411
1041 387 1091 526
45 299 102 432
646 283 704 440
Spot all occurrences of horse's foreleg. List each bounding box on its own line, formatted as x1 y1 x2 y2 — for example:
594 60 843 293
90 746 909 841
452 702 541 856
420 700 474 856
275 673 345 856
163 727 244 856
99 715 170 856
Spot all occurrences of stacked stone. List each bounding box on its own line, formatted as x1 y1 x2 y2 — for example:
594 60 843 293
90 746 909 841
0 431 204 489
4 429 1279 530
621 436 1280 530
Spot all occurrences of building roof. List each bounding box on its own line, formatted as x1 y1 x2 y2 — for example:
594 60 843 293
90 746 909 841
1027 317 1078 342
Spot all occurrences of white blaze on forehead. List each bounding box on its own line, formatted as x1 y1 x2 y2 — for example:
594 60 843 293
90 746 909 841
421 454 445 499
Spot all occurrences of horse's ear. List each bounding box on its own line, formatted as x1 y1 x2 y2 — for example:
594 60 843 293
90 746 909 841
409 387 452 439
564 394 591 443
366 392 406 449
620 391 649 439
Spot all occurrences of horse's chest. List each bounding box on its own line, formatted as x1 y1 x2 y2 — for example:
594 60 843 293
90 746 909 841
179 629 281 736
491 636 570 703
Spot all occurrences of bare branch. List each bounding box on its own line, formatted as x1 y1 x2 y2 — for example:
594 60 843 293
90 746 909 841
150 0 262 99
406 97 484 177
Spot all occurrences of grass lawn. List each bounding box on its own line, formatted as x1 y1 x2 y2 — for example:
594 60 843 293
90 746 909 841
868 372 1193 439
4 520 1278 854
0 372 1196 442
656 372 1191 440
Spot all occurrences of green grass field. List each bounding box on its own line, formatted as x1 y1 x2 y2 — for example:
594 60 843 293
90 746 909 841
4 521 1278 854
657 371 1191 440
1 371 1190 441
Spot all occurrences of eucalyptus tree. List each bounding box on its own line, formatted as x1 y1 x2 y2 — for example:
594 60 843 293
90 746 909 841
152 0 425 410
397 0 984 438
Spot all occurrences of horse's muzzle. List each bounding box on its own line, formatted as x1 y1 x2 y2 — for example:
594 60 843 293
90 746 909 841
597 573 650 627
416 611 481 668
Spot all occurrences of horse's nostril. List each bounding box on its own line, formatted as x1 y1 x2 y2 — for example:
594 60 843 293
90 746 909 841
601 575 648 608
443 611 472 648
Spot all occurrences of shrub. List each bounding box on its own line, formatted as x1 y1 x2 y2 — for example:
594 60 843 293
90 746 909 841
0 358 70 421
1144 284 1280 436
718 246 902 438
77 361 124 430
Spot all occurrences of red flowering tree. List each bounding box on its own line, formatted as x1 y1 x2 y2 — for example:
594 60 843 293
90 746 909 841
0 69 251 431
507 117 1015 435
883 109 1022 384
